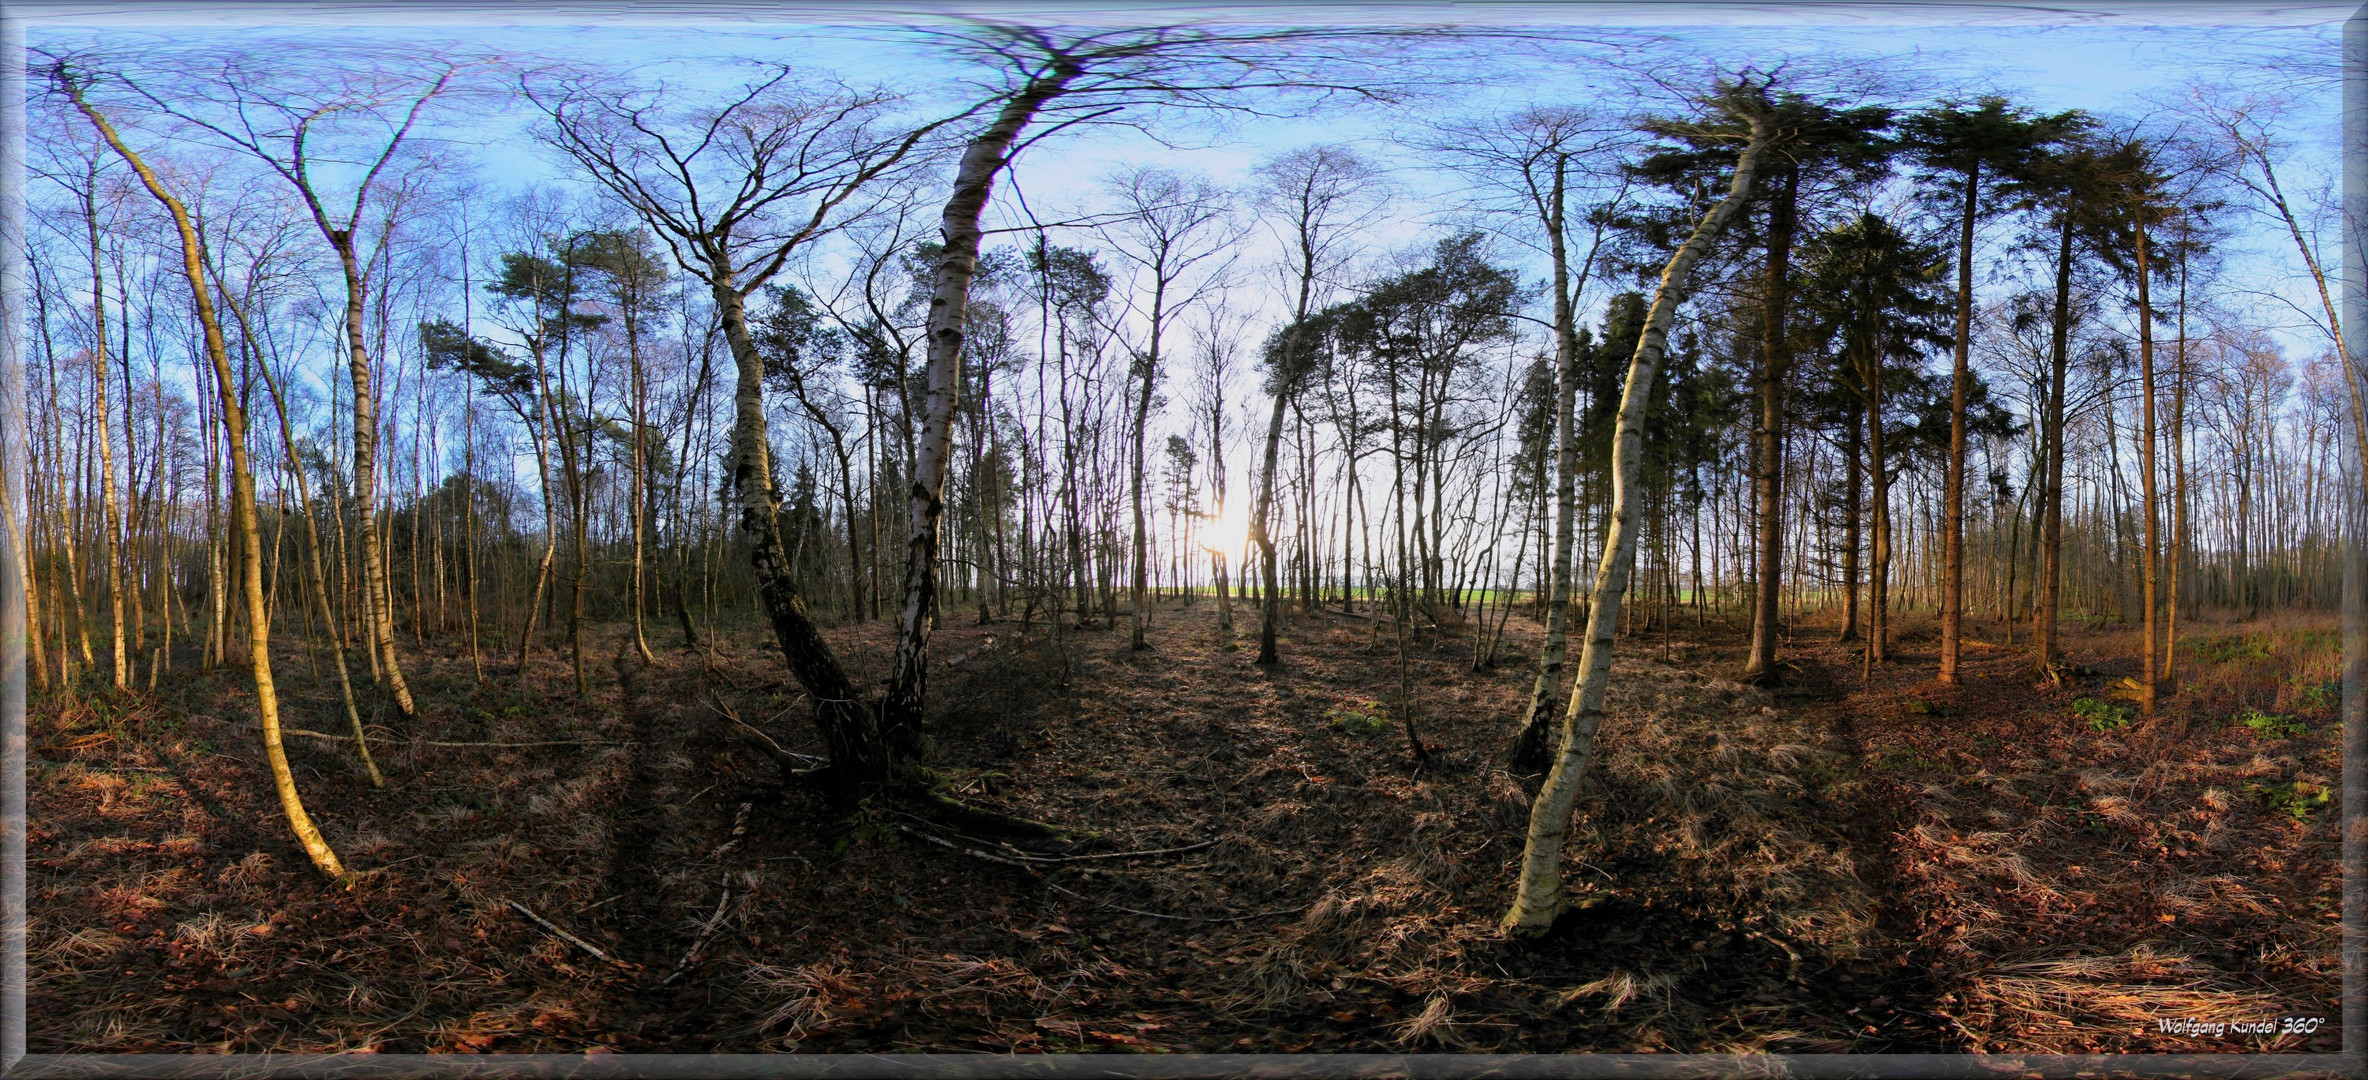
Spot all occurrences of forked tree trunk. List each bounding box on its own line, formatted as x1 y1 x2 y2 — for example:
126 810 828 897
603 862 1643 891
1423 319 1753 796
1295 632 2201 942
1505 107 1770 937
1252 387 1293 664
714 276 881 800
69 80 347 879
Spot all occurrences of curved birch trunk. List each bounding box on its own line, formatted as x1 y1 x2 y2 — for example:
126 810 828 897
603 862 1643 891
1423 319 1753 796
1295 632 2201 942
244 303 380 787
1503 108 1771 937
68 79 348 879
882 66 1078 749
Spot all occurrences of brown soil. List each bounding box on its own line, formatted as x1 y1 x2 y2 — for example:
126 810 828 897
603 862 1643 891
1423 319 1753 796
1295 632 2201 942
28 599 2340 1053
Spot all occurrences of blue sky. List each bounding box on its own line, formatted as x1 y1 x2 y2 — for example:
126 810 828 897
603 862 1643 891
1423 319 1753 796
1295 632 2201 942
22 4 2351 419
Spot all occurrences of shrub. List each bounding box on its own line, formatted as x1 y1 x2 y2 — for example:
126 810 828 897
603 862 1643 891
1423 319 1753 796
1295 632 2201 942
2070 697 2132 733
1325 704 1392 736
2243 780 2330 821
2237 708 2307 739
2297 680 2340 714
2192 636 2271 665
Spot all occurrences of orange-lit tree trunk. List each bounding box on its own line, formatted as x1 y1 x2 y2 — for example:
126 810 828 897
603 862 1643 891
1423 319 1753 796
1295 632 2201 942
65 71 348 879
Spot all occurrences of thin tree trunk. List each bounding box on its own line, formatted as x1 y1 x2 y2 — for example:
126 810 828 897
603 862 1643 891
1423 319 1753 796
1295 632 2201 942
1839 403 1863 642
1869 327 1892 670
1129 279 1167 651
2034 214 2074 674
1511 159 1584 773
236 290 382 787
79 169 128 690
1743 164 1797 683
2135 217 2160 718
1938 161 1978 683
2166 246 2187 684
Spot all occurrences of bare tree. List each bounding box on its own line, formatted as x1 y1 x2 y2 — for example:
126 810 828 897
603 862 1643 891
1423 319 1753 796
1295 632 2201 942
1245 144 1385 665
1423 106 1633 772
2182 82 2368 486
1097 165 1239 650
1187 304 1243 633
878 19 1448 757
531 60 944 799
93 44 476 718
55 58 349 879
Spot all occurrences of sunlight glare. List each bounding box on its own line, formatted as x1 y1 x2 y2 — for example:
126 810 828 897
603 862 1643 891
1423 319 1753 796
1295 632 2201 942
1203 494 1250 559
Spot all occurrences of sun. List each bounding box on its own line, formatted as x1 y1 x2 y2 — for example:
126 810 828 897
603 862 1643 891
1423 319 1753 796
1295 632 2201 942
1202 493 1250 559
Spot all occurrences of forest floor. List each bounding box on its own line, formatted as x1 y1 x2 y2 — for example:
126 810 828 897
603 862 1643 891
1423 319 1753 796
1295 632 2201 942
27 596 2343 1054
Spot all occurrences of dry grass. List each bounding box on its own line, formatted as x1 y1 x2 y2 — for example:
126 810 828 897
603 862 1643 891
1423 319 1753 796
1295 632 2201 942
29 603 2339 1054
1967 944 2295 1051
1820 611 2341 1053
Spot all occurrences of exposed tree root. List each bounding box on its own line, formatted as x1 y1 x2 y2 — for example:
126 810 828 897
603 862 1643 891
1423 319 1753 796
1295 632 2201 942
903 782 1079 852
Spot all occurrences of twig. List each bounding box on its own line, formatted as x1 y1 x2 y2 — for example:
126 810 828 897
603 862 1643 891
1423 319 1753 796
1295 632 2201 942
892 822 1042 871
892 823 1301 924
701 695 798 763
284 729 626 749
710 802 753 860
889 807 1213 864
1042 879 1307 924
1032 839 1221 863
660 880 734 986
506 900 639 971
